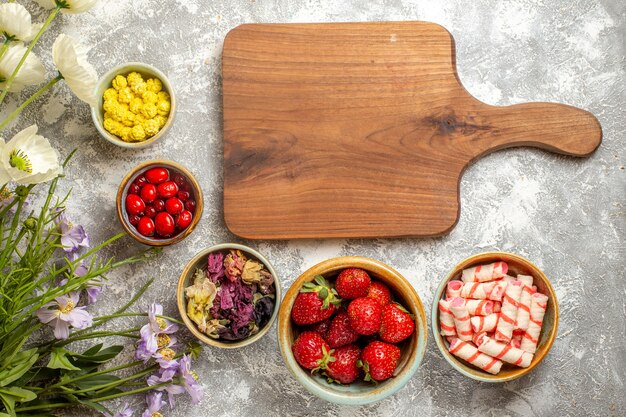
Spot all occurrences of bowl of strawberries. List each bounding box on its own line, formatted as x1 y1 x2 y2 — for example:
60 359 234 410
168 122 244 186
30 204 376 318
277 256 427 405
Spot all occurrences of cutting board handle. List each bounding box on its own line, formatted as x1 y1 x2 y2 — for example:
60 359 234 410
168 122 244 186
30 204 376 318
473 102 602 158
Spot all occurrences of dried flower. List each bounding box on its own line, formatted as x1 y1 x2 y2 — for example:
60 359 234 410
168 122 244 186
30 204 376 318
52 34 97 105
0 125 61 185
36 292 93 339
0 44 45 92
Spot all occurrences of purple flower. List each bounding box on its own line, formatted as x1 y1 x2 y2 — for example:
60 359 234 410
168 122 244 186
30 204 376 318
135 304 178 361
36 292 93 339
105 402 133 417
54 210 89 253
147 368 185 407
178 354 203 404
142 392 166 417
85 284 102 304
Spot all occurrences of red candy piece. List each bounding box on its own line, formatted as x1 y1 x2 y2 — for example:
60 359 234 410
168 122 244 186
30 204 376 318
176 210 193 229
157 181 178 199
137 217 155 236
140 184 157 203
125 194 145 216
145 167 169 184
184 200 196 212
172 174 186 187
145 206 157 218
177 190 190 202
153 199 165 212
165 198 183 215
128 183 140 195
155 212 175 237
128 215 140 226
134 175 147 187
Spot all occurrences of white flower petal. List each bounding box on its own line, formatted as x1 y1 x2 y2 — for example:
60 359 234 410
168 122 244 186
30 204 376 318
0 44 45 92
33 0 98 14
1 124 61 185
53 318 70 339
37 307 60 324
0 140 10 185
0 4 33 42
52 34 98 106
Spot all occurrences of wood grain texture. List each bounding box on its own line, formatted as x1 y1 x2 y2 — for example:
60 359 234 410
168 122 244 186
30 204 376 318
222 22 602 239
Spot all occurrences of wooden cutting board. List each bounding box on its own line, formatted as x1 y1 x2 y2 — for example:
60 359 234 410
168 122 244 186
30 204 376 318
222 22 602 239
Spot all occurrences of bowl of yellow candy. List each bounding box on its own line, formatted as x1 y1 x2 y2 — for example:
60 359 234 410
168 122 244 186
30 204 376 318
91 62 175 148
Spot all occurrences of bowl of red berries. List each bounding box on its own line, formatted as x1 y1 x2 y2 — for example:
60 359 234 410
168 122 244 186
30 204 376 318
278 256 427 405
116 160 202 246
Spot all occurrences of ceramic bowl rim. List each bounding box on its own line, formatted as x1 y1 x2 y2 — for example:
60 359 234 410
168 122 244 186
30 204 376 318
116 159 203 246
430 251 559 382
278 255 427 405
177 243 282 349
90 61 176 149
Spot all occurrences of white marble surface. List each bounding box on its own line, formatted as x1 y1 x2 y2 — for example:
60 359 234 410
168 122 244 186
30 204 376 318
3 0 624 416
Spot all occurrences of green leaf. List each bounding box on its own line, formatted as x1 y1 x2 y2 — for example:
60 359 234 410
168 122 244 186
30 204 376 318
70 345 123 364
0 386 37 414
74 374 120 390
46 348 80 371
0 350 39 387
81 343 103 357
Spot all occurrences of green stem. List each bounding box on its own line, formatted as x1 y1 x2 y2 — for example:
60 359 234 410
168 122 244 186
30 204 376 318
0 38 11 61
0 74 62 130
90 381 171 402
93 312 184 325
0 5 61 106
67 366 156 395
46 359 145 389
50 328 142 348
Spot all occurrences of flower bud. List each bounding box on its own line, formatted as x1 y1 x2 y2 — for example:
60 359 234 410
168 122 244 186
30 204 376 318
14 185 30 197
23 217 37 230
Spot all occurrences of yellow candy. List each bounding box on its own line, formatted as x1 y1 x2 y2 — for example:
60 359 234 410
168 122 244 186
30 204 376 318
143 119 160 136
141 103 157 119
103 99 118 113
142 91 158 105
146 78 162 93
156 91 170 102
103 88 118 101
103 118 122 135
131 81 147 95
129 97 143 114
126 72 143 86
156 100 170 116
118 87 134 104
111 106 126 122
134 114 146 124
154 115 168 128
111 75 127 90
130 125 146 141
121 111 135 127
120 127 133 142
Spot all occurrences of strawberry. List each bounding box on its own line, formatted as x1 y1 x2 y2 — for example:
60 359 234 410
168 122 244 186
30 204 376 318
326 310 360 348
359 341 401 382
336 268 371 299
307 318 331 339
291 275 342 325
367 280 392 306
325 345 361 384
347 297 383 335
379 303 415 343
292 331 334 371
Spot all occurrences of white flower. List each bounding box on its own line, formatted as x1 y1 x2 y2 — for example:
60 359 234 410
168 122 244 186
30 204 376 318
0 125 61 185
0 3 40 42
0 44 45 92
52 34 97 106
33 0 98 14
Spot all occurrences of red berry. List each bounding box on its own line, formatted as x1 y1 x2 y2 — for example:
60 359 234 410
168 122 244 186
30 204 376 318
184 199 196 212
379 303 415 343
134 175 147 187
172 174 186 187
128 183 140 195
145 167 169 184
153 199 165 212
292 331 333 371
326 310 360 348
307 319 331 340
367 281 392 306
336 268 371 299
157 181 178 199
125 194 145 216
360 341 401 382
140 184 157 203
165 197 183 215
291 276 341 326
177 190 190 202
145 206 157 218
155 212 175 237
128 215 140 226
347 297 382 335
175 210 193 229
325 345 361 384
137 217 155 237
